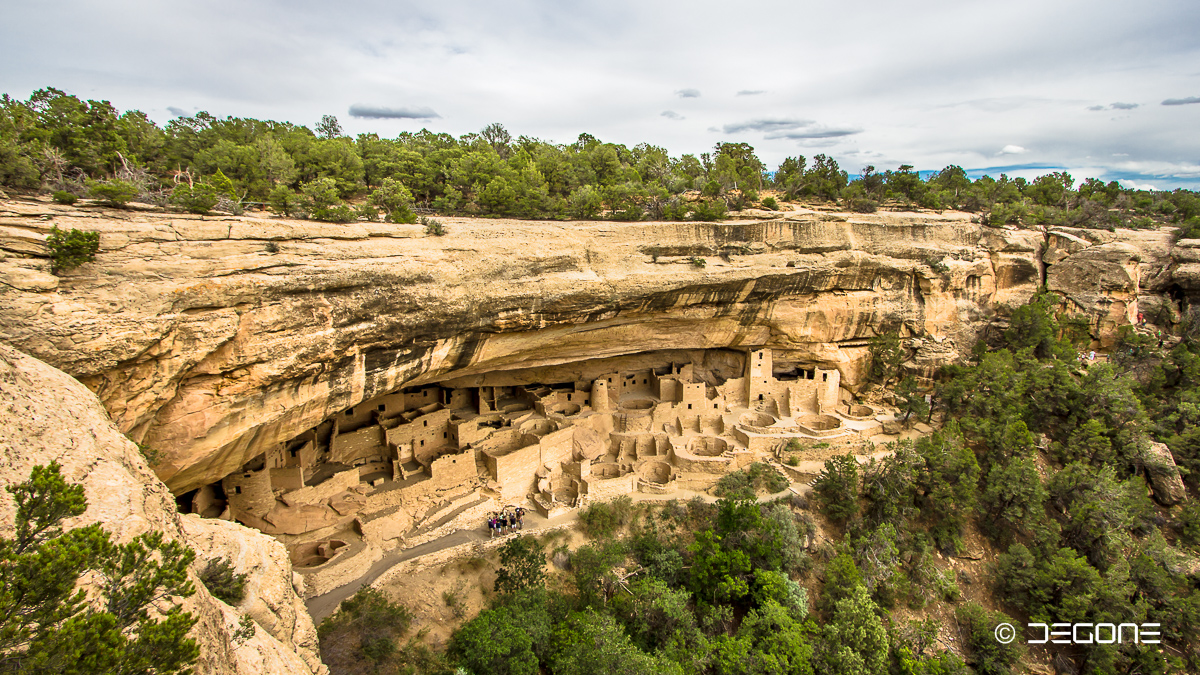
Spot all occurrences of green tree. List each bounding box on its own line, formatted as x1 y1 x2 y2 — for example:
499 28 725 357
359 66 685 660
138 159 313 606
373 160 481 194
369 177 417 224
45 226 100 274
817 584 889 675
319 587 414 671
812 454 860 525
895 376 930 424
170 183 218 215
494 536 546 595
0 462 198 675
197 558 247 605
868 332 905 386
86 179 138 206
448 607 537 675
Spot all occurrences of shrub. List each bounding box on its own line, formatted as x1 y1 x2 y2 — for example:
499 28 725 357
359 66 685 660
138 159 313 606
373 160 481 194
370 178 417 223
45 226 100 274
689 256 706 267
578 496 634 539
86 178 139 206
171 183 219 214
319 587 414 670
422 216 447 236
956 602 1023 675
847 197 878 213
311 203 355 223
494 535 547 595
51 190 77 205
812 454 860 524
690 199 727 221
713 462 790 498
267 185 303 217
761 196 779 210
199 557 248 605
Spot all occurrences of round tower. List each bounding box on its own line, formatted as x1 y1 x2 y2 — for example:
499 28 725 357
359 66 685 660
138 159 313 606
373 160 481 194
591 379 611 412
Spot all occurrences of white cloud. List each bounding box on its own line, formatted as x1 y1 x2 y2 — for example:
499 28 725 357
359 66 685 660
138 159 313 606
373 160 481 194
675 88 701 98
998 145 1028 155
661 110 684 120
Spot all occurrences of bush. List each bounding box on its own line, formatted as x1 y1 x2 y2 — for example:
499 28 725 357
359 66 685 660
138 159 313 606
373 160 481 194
689 256 706 267
422 216 447 236
45 226 100 274
847 197 878 213
812 454 860 524
690 199 727 221
311 203 355 223
86 178 139 206
319 587 414 671
713 462 789 498
956 602 1023 675
171 183 219 214
199 557 248 605
578 496 634 539
760 196 779 210
51 190 77 205
494 535 547 595
370 178 417 223
267 185 303 217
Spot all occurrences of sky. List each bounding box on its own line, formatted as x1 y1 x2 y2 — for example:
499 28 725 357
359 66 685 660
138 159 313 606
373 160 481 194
3 0 1200 189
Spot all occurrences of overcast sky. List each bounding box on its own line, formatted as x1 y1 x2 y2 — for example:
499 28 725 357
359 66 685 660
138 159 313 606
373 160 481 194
4 0 1200 188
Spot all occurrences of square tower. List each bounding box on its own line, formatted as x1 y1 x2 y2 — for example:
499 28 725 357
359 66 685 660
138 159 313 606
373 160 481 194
745 348 774 405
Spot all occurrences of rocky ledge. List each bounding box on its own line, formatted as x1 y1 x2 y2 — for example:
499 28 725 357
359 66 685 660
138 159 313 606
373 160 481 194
0 198 1183 493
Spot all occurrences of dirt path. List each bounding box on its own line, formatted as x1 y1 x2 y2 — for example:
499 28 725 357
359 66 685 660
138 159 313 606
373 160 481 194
305 478 813 622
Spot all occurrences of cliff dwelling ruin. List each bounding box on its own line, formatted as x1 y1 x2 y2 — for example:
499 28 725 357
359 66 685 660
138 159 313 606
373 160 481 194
177 347 896 592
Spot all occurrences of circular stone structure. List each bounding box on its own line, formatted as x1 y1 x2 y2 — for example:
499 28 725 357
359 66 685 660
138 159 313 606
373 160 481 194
689 436 729 456
797 414 842 432
843 404 875 419
620 398 655 411
740 411 776 427
639 460 674 484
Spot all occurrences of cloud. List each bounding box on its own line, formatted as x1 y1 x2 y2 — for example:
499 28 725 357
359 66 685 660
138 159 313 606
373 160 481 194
722 118 812 134
1163 96 1200 106
166 106 189 117
765 127 861 140
348 104 440 119
1089 102 1139 111
674 88 701 98
998 144 1028 155
736 89 765 96
660 110 684 120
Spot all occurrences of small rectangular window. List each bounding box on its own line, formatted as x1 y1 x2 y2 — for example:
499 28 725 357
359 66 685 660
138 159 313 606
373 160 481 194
688 404 692 410
443 432 447 438
423 421 427 427
378 404 386 412
420 440 424 446
234 486 242 495
346 409 353 416
822 374 828 382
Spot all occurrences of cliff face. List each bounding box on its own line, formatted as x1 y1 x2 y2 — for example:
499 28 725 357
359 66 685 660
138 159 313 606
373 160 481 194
0 198 1181 493
0 343 327 675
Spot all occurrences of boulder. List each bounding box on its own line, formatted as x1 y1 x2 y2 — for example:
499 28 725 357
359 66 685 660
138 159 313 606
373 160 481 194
1143 442 1187 506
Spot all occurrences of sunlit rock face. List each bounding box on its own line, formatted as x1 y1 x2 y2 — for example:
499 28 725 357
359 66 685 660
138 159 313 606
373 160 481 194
0 344 327 675
0 199 1180 492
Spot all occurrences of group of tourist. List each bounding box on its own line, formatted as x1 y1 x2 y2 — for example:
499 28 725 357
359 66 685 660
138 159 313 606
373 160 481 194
487 507 525 537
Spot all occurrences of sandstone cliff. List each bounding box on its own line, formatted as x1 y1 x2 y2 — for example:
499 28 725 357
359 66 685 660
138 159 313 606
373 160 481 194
0 343 326 675
0 198 1181 493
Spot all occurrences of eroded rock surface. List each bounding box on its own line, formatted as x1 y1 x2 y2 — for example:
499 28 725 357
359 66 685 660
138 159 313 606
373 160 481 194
0 199 1183 493
0 343 326 675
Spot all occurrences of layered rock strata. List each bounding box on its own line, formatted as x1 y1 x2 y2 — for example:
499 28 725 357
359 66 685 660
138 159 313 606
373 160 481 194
0 343 326 674
0 198 1182 494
